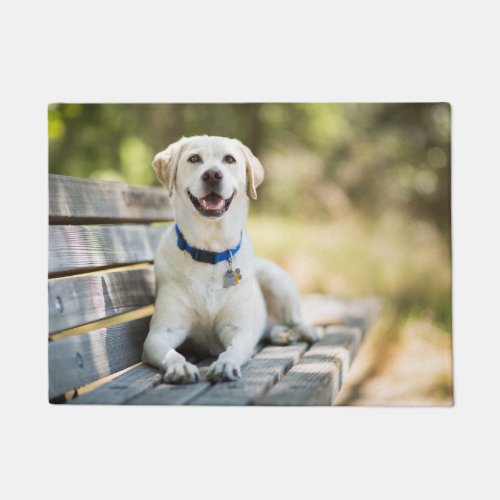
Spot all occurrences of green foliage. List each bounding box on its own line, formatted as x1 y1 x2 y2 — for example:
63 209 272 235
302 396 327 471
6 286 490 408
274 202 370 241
49 103 450 233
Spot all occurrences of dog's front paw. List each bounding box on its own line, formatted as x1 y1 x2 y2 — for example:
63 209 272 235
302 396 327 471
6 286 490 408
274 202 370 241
163 361 200 384
207 361 241 383
292 322 320 344
269 325 300 345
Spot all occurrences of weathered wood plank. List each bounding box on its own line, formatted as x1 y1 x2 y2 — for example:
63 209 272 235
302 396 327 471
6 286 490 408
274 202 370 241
257 326 361 406
189 343 309 405
129 380 212 405
49 174 173 224
78 362 213 406
49 316 151 399
49 224 165 276
48 267 155 333
70 363 162 405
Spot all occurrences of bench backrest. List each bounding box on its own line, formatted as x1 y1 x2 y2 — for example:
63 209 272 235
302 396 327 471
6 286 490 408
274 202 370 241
48 174 173 401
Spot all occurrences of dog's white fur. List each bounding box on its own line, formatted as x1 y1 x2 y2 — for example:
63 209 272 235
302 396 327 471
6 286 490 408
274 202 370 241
142 135 318 383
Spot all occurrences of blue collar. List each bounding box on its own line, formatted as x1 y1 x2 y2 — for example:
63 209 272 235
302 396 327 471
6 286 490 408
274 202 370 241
175 224 243 264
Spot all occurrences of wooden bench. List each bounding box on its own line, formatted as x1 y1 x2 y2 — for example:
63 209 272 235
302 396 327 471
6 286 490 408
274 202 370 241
48 174 379 406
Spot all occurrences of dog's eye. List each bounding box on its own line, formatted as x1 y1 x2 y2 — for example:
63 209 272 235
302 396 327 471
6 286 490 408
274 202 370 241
188 154 201 163
224 155 236 164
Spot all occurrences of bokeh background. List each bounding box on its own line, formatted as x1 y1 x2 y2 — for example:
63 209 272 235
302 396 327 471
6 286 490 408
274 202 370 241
48 103 452 405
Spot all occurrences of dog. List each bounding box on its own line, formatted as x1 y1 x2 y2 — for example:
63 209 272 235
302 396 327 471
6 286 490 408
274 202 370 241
142 135 318 384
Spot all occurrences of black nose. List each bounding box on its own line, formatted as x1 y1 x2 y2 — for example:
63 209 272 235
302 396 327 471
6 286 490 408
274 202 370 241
202 168 223 185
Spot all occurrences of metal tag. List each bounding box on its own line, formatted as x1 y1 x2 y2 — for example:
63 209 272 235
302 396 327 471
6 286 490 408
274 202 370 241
223 270 237 288
224 252 243 288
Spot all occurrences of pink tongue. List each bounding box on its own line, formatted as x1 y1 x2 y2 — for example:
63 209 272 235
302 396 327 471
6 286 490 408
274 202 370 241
200 195 225 210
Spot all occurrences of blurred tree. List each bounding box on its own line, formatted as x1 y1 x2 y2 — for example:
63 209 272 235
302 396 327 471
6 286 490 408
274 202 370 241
49 102 450 237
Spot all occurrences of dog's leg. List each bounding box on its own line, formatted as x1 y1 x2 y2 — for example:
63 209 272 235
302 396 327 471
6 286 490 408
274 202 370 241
206 325 255 382
142 289 199 384
256 258 319 345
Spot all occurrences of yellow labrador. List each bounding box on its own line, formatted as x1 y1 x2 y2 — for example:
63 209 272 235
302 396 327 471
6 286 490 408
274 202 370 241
142 135 318 383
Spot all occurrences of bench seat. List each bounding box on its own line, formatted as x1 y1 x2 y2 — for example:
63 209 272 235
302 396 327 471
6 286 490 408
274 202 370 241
48 174 379 406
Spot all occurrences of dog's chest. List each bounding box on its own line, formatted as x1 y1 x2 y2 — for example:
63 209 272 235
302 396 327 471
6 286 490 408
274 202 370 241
184 263 228 315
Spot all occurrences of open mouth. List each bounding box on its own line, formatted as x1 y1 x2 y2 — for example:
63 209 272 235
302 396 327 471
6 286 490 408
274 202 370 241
188 190 234 218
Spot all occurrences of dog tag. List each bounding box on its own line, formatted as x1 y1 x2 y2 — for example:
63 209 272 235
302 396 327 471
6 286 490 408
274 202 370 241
234 268 242 284
224 253 242 288
223 269 237 288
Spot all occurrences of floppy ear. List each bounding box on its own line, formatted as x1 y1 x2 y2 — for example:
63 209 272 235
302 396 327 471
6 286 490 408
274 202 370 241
152 137 188 197
234 140 264 200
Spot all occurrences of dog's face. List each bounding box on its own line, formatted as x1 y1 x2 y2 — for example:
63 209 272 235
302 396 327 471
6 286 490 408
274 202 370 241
153 136 264 219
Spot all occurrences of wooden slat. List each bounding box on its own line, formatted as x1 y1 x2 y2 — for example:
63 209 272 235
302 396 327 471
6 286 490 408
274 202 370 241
48 267 155 333
129 380 212 405
49 174 173 224
188 343 309 406
257 326 362 406
49 224 165 276
70 363 162 405
76 362 214 406
49 316 151 400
